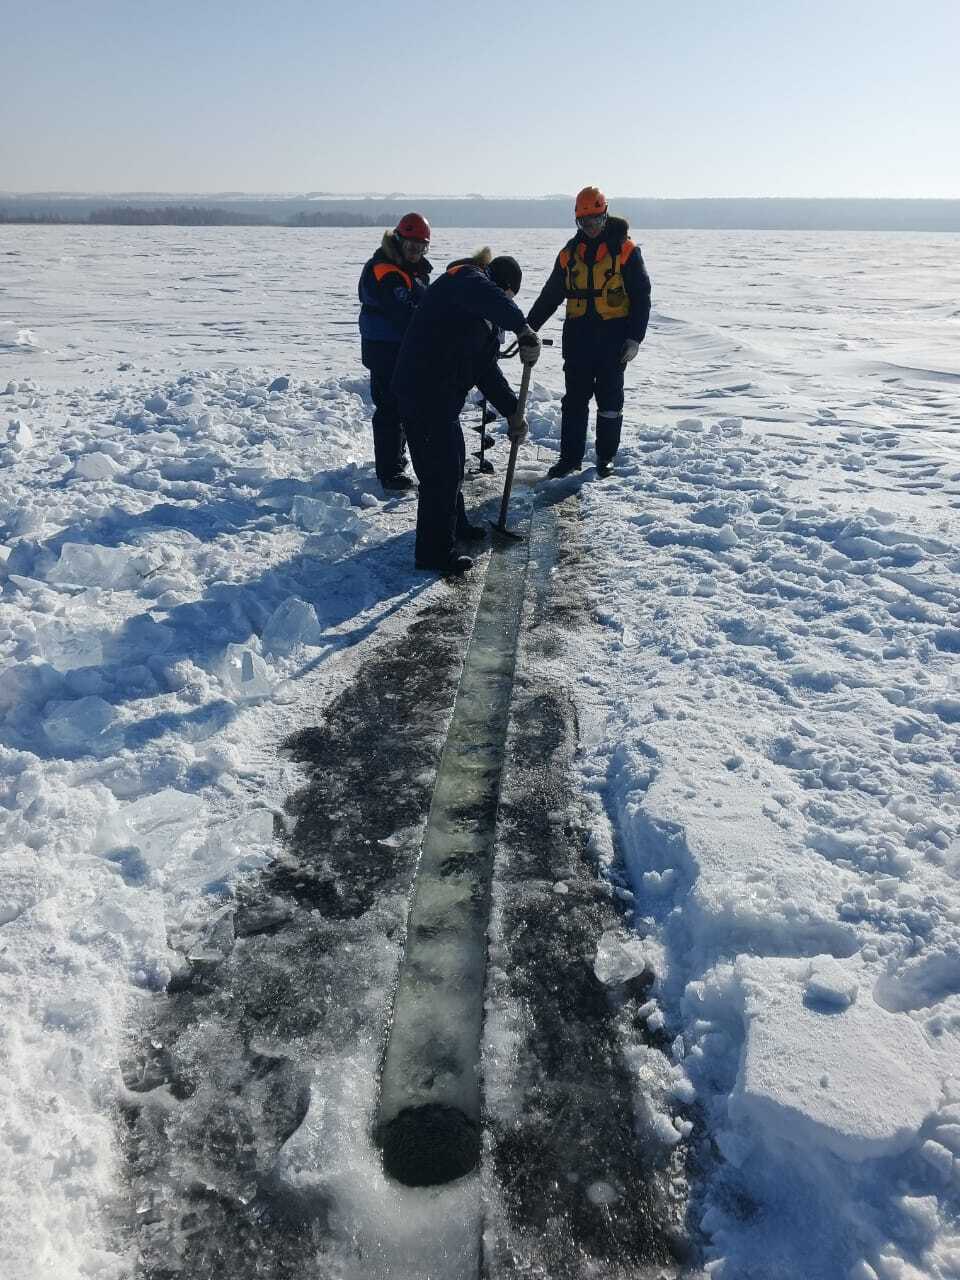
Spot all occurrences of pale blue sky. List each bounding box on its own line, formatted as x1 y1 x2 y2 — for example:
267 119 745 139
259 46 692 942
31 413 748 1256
3 0 958 197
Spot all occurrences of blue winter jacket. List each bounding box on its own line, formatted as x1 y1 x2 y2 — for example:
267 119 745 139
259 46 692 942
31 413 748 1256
358 232 432 345
391 257 528 419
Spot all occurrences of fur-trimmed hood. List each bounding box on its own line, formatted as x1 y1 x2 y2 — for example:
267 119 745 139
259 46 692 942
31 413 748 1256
445 246 492 272
380 230 432 274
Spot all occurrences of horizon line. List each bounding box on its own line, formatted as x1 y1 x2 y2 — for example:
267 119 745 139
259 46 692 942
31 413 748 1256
3 191 960 203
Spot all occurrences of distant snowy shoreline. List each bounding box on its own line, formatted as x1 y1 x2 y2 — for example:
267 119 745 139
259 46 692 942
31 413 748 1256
3 194 960 232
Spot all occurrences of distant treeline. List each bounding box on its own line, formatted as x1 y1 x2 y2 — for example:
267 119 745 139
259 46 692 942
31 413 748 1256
89 205 274 225
3 196 960 232
0 211 72 224
0 204 390 227
290 210 382 227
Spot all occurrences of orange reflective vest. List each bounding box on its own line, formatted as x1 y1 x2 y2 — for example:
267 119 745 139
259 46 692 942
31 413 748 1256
372 261 413 290
558 238 635 320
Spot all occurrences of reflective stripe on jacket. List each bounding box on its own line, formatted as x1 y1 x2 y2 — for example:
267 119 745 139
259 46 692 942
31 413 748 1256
358 232 431 344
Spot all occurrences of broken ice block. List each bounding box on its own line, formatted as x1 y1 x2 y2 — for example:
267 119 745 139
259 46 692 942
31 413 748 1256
292 492 362 537
95 788 203 871
261 596 324 656
73 451 121 480
36 620 104 672
47 542 147 590
221 643 274 700
42 695 117 752
6 419 33 450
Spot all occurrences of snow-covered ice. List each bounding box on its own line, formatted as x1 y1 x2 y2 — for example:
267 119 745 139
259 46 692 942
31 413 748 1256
1 224 960 1278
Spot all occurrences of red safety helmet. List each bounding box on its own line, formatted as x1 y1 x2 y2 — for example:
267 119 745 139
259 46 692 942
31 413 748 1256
574 186 608 219
395 212 431 243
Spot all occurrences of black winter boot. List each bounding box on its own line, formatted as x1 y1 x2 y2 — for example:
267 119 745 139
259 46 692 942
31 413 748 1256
415 554 474 576
547 460 582 480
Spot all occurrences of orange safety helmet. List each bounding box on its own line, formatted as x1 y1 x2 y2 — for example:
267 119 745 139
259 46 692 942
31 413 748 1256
395 212 431 242
574 186 608 219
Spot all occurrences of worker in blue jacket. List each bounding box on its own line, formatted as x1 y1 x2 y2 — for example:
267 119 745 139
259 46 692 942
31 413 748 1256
358 212 433 491
392 250 541 575
527 186 651 478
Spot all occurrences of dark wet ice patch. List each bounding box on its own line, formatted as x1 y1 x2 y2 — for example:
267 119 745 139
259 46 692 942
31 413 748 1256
481 500 696 1278
118 594 475 1277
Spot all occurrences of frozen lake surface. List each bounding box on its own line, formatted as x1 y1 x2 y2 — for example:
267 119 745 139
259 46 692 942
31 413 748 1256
1 225 960 1279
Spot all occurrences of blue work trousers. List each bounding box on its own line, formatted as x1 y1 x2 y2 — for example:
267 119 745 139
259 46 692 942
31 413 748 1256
401 402 471 566
362 340 408 483
560 323 626 467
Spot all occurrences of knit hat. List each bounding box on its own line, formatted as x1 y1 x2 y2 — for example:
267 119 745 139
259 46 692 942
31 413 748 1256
488 255 522 294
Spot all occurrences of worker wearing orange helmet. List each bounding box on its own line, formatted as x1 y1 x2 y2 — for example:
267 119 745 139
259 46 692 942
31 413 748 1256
358 212 433 492
526 187 651 478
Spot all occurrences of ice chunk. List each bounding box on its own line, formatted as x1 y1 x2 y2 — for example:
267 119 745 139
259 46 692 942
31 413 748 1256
6 418 33 450
804 955 858 1009
0 659 62 715
638 1095 682 1146
292 492 363 537
95 788 202 871
186 907 236 966
73 451 120 480
301 530 353 560
42 695 117 752
36 620 104 672
232 463 275 485
47 542 148 590
261 596 324 656
220 643 274 700
194 809 275 889
594 929 659 985
711 523 739 548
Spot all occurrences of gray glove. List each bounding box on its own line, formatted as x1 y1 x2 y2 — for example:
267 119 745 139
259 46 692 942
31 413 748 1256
517 325 542 367
620 338 640 366
506 410 528 442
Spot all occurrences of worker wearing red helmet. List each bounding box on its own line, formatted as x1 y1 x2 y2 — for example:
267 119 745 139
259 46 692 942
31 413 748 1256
358 212 433 491
526 187 651 478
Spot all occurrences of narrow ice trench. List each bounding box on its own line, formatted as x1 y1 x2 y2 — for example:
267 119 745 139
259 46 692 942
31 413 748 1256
377 513 534 1186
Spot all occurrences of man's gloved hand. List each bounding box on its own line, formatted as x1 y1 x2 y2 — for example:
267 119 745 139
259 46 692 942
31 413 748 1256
517 325 541 367
506 411 528 442
620 338 640 366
